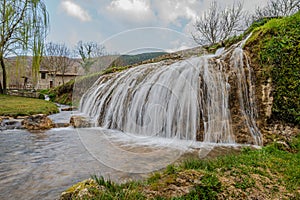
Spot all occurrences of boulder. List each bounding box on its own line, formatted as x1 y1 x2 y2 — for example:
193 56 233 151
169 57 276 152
22 114 54 130
70 116 91 128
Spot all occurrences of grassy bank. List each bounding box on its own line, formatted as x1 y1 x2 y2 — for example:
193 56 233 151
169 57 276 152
0 94 58 117
61 136 300 199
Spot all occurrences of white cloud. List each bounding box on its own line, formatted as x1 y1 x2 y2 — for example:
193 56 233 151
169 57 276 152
106 0 155 24
61 0 91 22
152 0 200 26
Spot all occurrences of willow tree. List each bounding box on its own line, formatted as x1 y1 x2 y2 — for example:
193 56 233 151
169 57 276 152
0 0 49 94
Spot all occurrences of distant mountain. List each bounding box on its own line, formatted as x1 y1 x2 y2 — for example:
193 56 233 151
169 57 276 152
109 52 167 67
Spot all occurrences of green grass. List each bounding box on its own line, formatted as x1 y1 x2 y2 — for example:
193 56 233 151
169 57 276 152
62 136 300 199
0 94 58 117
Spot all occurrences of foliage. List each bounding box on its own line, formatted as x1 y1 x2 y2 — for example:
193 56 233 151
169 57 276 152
76 41 106 74
0 0 49 94
0 94 58 117
246 11 300 124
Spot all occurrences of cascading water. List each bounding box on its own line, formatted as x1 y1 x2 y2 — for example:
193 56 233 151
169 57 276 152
80 37 262 145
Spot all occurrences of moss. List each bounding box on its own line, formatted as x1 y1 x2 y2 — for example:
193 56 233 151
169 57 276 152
246 11 300 124
60 179 101 200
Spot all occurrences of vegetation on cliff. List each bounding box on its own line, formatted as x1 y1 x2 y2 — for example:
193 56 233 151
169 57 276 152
246 11 300 124
0 95 58 117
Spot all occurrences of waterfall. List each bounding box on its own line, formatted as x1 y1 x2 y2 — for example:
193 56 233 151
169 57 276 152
80 39 262 145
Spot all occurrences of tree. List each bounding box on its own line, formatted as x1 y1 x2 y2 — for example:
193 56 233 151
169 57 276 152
192 1 244 46
42 42 73 87
0 0 49 94
254 0 300 20
76 41 105 74
59 52 75 85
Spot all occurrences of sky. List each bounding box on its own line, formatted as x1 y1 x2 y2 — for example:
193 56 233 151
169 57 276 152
45 0 268 54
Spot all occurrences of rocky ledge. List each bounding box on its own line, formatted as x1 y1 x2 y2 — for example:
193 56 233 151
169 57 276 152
0 114 55 131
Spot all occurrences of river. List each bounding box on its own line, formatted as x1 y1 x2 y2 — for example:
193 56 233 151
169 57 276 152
0 110 249 199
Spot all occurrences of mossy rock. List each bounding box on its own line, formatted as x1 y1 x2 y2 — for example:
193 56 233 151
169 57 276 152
60 179 101 200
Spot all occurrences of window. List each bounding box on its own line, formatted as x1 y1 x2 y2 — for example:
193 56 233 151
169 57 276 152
41 72 46 79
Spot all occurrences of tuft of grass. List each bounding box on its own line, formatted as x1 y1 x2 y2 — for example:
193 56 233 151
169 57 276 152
0 94 58 117
90 175 145 200
147 172 162 184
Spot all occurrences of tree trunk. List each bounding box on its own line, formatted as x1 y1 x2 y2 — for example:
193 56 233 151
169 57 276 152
0 79 3 94
62 71 65 85
0 56 7 94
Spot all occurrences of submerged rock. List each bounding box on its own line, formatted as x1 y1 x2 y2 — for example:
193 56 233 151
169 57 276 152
61 106 77 111
70 116 91 128
22 114 54 130
0 116 24 130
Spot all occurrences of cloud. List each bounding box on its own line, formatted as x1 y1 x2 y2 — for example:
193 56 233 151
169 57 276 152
61 0 91 22
106 0 155 24
152 0 200 26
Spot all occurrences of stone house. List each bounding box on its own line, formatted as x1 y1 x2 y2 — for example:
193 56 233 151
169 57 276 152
38 68 79 89
4 56 82 90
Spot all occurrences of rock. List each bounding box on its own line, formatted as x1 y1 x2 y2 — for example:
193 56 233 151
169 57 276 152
54 123 70 128
60 179 100 200
61 106 77 111
70 116 91 128
0 117 24 130
22 114 54 130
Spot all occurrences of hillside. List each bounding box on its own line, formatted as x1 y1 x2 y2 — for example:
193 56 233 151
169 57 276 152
110 52 167 67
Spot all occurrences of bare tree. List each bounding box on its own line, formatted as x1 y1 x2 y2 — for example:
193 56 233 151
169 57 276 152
192 1 244 46
59 53 75 85
42 42 72 87
254 0 300 20
76 41 105 74
0 0 49 94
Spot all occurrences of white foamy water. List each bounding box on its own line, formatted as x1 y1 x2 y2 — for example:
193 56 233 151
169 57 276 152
80 37 262 145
